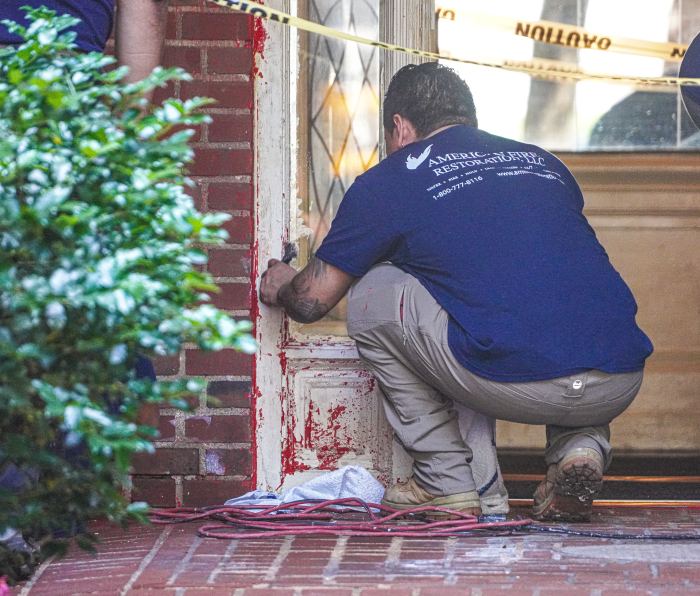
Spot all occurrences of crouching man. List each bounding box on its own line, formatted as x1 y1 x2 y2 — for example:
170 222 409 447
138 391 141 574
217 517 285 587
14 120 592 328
260 62 653 521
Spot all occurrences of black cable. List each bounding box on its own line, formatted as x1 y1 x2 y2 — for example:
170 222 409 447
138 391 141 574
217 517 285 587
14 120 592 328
523 524 700 541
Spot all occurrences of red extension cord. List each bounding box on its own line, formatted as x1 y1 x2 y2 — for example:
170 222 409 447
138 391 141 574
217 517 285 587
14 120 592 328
149 498 532 539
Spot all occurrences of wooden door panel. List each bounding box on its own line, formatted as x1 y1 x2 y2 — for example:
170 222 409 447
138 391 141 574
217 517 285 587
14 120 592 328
280 362 394 488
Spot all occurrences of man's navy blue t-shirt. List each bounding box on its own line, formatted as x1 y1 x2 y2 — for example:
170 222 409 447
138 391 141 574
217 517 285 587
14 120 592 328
0 1 115 53
316 125 653 382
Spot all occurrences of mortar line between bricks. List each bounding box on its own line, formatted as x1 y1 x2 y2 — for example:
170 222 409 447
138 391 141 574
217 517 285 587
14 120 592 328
175 475 183 505
158 375 250 386
322 535 349 585
167 535 203 586
206 538 239 584
119 525 173 596
201 108 252 115
188 407 251 415
233 589 245 596
192 143 251 151
201 46 210 79
209 277 252 284
383 536 404 583
152 443 252 450
183 407 251 416
263 535 294 582
228 310 253 318
212 243 253 250
191 176 251 183
18 554 55 596
443 536 459 586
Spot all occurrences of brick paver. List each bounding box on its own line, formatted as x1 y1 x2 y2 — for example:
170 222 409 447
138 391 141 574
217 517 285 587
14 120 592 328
15 506 700 594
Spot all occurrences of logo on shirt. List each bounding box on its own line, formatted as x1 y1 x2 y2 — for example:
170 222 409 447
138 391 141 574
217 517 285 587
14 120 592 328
405 144 433 170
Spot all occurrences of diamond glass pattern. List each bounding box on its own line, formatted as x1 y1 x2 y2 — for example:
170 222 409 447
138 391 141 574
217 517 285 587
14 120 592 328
303 0 380 252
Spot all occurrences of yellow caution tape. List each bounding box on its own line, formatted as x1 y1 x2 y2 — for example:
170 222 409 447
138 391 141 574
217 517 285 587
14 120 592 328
447 53 677 93
205 0 700 88
436 7 688 62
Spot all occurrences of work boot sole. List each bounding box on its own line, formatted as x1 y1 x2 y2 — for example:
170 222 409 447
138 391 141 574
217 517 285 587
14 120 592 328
532 455 603 522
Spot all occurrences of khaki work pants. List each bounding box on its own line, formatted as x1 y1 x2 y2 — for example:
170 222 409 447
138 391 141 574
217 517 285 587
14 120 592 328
347 264 644 501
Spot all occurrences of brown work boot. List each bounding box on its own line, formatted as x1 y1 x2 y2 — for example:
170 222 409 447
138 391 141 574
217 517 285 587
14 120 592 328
382 477 481 518
532 447 604 522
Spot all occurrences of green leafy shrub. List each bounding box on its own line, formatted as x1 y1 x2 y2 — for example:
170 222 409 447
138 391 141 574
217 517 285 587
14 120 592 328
0 8 255 581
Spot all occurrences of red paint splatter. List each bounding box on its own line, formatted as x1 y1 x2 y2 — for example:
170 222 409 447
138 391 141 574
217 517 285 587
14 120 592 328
281 390 311 476
300 402 353 470
251 12 267 79
278 350 287 375
252 15 267 56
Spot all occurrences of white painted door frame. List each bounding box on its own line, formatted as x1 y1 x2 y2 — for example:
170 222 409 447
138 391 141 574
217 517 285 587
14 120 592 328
254 0 295 490
254 0 434 491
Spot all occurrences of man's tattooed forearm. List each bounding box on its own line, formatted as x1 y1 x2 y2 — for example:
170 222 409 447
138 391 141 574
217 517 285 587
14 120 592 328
278 292 329 323
278 257 331 323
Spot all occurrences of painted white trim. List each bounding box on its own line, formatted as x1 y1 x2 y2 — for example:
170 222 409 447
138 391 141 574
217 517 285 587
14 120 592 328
282 341 360 360
254 0 295 491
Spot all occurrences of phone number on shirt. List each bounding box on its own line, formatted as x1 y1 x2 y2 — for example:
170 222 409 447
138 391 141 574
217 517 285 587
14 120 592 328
432 175 484 200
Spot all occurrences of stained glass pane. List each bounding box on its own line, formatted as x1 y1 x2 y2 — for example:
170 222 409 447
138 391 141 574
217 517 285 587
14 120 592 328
301 0 380 253
295 0 381 334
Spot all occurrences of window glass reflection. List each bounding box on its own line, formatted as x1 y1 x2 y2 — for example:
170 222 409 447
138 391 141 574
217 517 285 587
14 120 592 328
297 0 380 332
437 0 700 150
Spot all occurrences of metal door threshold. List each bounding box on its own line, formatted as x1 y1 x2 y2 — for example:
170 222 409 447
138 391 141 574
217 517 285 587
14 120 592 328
504 474 700 484
509 498 700 508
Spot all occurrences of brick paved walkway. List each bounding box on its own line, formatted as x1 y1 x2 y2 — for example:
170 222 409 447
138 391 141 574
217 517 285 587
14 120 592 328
16 506 700 595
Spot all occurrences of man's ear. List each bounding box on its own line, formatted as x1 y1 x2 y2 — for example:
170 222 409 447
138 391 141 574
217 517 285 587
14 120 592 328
392 114 418 147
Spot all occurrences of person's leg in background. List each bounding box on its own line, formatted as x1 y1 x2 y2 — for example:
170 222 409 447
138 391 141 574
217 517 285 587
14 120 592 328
454 405 509 515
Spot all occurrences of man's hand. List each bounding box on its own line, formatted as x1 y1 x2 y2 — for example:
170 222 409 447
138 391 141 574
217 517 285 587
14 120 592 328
260 259 298 307
259 256 356 324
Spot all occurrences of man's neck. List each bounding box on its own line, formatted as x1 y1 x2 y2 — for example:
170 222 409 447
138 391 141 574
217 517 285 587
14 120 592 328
422 124 461 141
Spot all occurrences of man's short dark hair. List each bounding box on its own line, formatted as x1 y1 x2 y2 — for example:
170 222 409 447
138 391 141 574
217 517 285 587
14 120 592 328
383 62 478 136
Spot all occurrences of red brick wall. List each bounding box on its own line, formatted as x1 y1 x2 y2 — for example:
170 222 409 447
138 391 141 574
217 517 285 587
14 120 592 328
130 0 257 508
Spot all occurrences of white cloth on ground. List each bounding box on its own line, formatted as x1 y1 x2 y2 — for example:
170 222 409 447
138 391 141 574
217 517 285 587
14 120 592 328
224 465 384 508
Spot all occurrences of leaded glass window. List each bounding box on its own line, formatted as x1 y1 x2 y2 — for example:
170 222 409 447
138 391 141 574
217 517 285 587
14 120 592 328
296 0 380 333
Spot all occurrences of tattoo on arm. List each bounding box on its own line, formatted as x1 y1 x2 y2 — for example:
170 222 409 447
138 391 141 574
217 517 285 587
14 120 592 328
278 257 332 324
